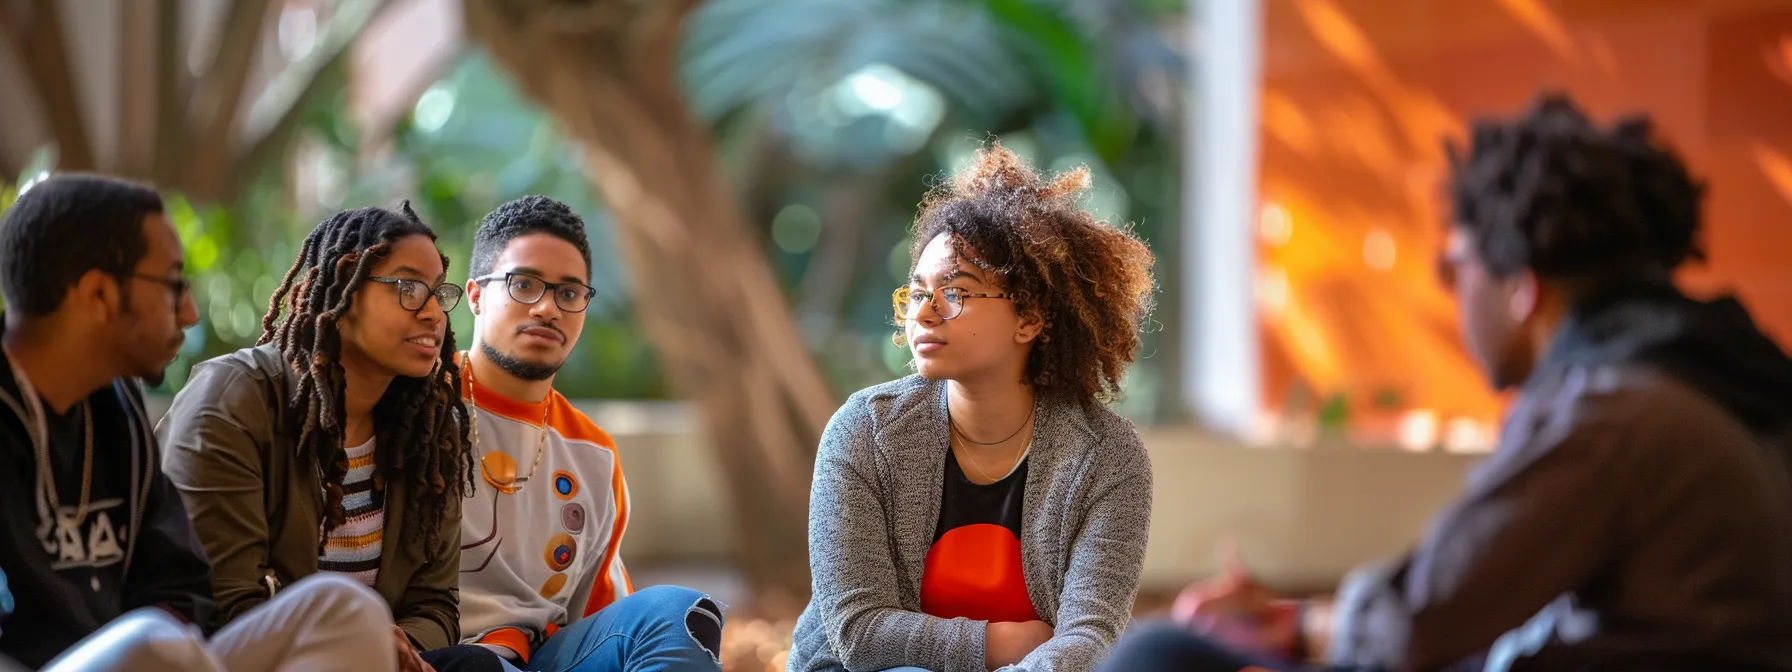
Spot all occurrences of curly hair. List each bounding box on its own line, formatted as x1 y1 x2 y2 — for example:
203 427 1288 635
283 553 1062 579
904 142 1157 405
469 195 593 280
259 202 474 559
1448 93 1706 287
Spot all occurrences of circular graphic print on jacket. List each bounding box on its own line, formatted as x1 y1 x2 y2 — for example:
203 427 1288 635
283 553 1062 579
544 533 577 572
552 470 579 501
562 502 586 533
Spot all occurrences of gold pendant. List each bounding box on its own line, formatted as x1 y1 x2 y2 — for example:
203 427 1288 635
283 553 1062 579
480 452 522 494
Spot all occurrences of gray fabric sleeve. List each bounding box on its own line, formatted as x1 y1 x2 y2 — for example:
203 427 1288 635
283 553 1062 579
1011 432 1153 672
806 395 987 672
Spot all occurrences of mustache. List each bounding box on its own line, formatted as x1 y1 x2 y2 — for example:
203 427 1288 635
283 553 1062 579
516 321 565 339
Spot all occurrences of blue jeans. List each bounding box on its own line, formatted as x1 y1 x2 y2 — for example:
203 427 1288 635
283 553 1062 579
520 586 723 672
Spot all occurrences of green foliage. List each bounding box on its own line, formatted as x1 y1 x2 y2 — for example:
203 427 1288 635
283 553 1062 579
684 0 1180 169
984 0 1136 162
1 1 1187 418
679 0 1185 418
323 53 664 399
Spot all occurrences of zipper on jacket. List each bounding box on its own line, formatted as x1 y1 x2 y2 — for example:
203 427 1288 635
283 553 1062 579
118 379 153 586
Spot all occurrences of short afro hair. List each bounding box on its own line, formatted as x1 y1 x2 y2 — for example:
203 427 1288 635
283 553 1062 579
1448 93 1706 287
0 173 164 317
469 195 592 280
905 142 1157 405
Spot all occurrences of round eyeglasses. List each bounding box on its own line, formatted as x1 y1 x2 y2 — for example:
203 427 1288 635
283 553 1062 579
892 286 1011 322
474 272 597 313
368 277 463 312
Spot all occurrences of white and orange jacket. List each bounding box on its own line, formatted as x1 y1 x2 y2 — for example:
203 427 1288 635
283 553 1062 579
456 368 633 662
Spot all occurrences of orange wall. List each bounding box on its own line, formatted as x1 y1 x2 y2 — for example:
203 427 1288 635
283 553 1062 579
1256 0 1792 441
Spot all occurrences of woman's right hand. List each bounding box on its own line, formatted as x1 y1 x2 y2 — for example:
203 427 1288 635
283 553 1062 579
985 620 1053 670
392 626 433 672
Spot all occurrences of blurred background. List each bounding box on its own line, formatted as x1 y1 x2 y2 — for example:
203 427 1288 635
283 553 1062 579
1 0 1789 668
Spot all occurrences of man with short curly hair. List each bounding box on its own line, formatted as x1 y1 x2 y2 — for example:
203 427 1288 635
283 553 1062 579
454 196 724 671
1100 94 1792 671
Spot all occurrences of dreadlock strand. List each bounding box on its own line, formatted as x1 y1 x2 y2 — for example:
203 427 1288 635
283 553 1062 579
261 203 472 560
260 234 318 345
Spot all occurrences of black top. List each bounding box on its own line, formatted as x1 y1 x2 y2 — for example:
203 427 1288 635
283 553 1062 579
931 453 1027 544
921 449 1037 623
0 347 212 668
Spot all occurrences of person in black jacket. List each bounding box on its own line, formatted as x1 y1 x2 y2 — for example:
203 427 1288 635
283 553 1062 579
0 174 405 672
1100 95 1792 671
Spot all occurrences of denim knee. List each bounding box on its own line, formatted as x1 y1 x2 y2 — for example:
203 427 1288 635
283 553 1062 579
627 585 723 661
625 585 714 618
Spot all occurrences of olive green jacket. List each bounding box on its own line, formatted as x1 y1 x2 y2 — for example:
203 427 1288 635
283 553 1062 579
156 344 462 650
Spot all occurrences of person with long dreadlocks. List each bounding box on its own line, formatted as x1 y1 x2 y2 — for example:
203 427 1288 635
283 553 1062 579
159 203 506 672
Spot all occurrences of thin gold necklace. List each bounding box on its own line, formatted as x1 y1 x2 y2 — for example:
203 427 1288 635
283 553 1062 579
949 400 1036 482
952 425 1031 483
467 358 550 494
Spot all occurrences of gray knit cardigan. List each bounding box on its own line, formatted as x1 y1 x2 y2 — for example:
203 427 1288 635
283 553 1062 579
787 375 1154 672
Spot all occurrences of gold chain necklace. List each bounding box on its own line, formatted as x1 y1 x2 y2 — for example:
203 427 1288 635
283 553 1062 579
948 400 1036 483
951 424 1031 483
467 357 550 494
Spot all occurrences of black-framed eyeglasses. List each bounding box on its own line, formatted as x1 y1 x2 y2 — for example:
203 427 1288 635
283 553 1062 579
130 273 192 301
368 277 463 312
892 286 1011 322
473 272 596 313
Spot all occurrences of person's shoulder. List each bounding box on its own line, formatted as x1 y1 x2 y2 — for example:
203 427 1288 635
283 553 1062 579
1052 395 1150 478
819 375 940 462
836 374 937 426
1525 363 1759 462
187 344 286 387
159 347 284 457
543 392 617 451
173 345 287 406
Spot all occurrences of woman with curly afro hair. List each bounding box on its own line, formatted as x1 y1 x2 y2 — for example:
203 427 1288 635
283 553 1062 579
788 142 1158 672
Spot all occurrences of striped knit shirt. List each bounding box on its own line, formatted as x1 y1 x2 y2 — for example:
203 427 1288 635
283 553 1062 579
318 437 383 586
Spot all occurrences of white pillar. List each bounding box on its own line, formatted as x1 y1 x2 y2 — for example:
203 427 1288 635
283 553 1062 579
1181 0 1262 435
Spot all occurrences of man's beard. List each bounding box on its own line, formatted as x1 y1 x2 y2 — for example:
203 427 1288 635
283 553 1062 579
481 341 562 382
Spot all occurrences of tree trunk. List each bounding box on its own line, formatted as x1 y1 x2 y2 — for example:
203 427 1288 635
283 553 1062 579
0 0 385 204
462 0 835 604
0 0 95 170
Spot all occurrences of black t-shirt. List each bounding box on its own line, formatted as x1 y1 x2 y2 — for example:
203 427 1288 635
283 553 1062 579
920 450 1039 623
0 384 136 661
0 357 212 668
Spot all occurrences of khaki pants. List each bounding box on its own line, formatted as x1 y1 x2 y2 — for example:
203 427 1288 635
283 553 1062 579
41 573 398 672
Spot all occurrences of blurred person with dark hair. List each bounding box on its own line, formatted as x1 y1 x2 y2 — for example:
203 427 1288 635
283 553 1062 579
453 195 723 671
787 143 1158 672
0 175 405 672
159 203 507 672
1098 95 1792 671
